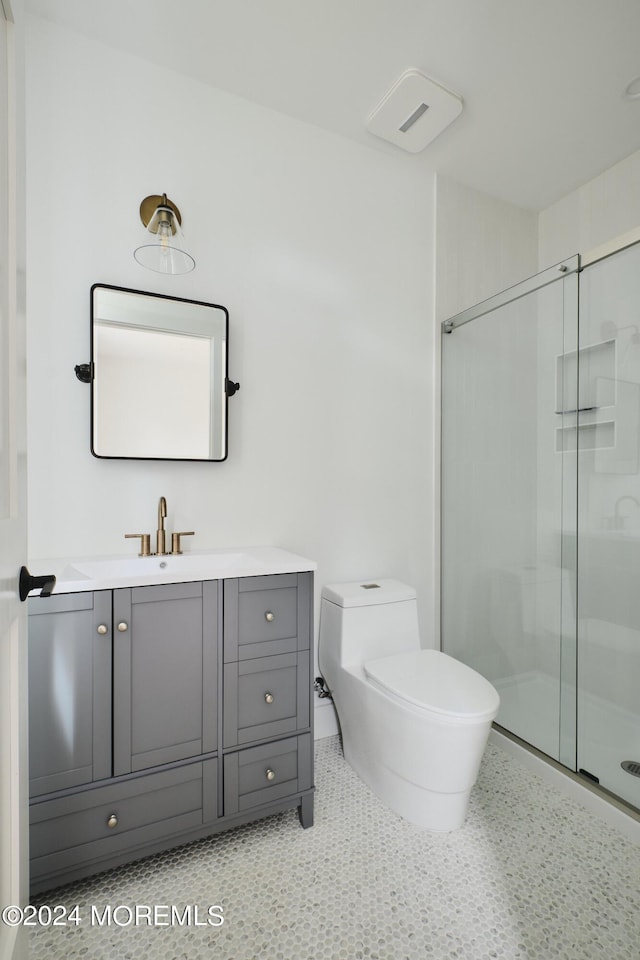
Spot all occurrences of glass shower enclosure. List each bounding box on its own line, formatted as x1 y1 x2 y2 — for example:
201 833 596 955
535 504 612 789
441 241 640 811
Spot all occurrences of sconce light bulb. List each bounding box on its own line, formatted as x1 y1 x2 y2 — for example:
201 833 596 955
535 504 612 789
157 217 172 248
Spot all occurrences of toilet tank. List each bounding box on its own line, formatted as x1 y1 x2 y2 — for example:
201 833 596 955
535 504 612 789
319 579 420 677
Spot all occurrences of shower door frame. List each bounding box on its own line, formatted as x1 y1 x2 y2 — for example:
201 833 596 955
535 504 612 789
573 234 640 810
440 255 580 770
441 257 579 333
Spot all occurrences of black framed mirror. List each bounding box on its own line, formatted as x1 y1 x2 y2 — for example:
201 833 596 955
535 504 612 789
90 284 234 461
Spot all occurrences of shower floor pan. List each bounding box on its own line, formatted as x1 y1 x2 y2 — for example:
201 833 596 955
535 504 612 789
494 670 640 811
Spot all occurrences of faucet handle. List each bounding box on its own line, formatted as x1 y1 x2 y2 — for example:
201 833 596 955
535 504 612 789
125 533 152 556
171 531 195 555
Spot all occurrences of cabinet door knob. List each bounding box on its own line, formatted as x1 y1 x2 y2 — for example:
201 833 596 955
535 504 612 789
97 624 108 635
265 768 276 781
106 814 118 829
265 611 275 622
117 622 128 632
264 692 274 704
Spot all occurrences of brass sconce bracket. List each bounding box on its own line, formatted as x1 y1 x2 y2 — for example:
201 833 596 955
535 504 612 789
139 193 182 234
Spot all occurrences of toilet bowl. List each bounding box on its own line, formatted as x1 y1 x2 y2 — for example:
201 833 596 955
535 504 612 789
318 579 500 831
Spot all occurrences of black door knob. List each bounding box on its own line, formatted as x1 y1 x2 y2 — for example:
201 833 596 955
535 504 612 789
18 566 56 601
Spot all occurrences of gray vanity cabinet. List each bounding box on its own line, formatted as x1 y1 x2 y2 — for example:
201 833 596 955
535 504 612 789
28 591 112 798
28 569 314 893
29 762 215 883
222 573 313 826
113 580 219 775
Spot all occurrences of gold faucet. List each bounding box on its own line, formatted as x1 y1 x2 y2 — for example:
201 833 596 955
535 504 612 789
157 496 168 555
125 496 195 557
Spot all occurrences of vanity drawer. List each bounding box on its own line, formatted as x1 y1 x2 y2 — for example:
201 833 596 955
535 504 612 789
29 760 217 880
224 573 311 661
224 734 312 815
223 651 310 747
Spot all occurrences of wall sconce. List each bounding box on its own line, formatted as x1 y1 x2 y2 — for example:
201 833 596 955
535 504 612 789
134 193 195 275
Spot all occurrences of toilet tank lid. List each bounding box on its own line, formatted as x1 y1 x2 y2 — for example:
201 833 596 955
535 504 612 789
321 579 416 608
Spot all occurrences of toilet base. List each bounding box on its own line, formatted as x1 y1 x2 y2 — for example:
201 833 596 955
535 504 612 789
344 744 472 832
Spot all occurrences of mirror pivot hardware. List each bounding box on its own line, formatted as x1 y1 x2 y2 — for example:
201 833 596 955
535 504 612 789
74 362 93 383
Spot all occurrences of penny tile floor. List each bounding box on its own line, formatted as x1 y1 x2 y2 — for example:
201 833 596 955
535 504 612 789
29 735 640 960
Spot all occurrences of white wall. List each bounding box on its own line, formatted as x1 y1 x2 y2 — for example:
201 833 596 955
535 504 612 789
25 16 437 702
539 147 640 267
434 174 538 324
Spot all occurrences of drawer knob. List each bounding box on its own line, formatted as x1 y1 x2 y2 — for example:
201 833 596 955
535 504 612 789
264 692 274 704
265 611 275 622
117 622 128 633
106 814 118 829
265 768 276 781
97 623 108 635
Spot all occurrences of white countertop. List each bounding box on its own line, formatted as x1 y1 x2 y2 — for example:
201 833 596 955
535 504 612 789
28 546 317 595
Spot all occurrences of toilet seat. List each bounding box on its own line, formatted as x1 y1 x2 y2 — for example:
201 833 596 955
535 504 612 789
364 649 500 722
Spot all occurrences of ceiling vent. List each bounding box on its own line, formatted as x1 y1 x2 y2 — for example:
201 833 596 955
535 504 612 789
366 68 463 153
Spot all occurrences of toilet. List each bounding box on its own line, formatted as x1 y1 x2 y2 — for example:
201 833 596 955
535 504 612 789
318 579 500 831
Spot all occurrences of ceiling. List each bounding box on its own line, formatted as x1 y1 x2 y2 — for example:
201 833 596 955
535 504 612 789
24 0 640 211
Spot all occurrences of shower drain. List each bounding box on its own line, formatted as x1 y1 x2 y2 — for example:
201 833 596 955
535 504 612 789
621 760 640 777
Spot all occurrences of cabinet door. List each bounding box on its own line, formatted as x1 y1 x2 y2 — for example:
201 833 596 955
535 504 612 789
28 592 112 798
113 581 219 776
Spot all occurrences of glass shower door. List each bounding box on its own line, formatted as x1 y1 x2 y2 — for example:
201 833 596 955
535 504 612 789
441 261 578 765
577 241 640 809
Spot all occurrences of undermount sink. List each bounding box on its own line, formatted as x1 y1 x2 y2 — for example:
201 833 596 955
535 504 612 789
38 546 316 594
